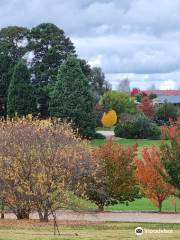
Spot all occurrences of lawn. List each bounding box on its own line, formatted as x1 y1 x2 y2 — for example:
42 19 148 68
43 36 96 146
91 138 166 158
64 194 180 212
89 138 177 212
0 220 179 240
91 138 163 149
107 197 180 212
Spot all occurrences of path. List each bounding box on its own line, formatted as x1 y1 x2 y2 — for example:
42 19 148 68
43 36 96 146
96 130 114 139
4 211 180 223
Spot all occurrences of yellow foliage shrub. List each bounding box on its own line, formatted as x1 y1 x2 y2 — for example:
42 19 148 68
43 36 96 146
101 110 117 128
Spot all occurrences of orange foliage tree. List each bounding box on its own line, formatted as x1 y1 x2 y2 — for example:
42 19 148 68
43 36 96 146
135 147 172 212
160 118 180 191
86 139 138 211
101 110 117 128
0 116 94 220
138 96 155 118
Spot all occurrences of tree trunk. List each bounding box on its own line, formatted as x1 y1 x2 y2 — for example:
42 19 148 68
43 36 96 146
158 201 162 212
98 204 104 212
16 209 30 220
38 209 49 222
1 201 4 219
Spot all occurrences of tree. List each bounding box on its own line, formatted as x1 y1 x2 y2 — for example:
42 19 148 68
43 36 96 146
160 118 180 191
90 67 111 98
7 61 36 117
0 26 29 63
155 102 177 123
135 147 172 212
28 23 76 117
135 93 143 103
0 26 29 117
86 140 138 211
102 91 137 116
148 84 156 90
131 88 140 97
0 54 13 116
49 56 96 138
138 96 155 118
149 93 157 100
101 110 117 128
79 59 92 81
0 117 94 221
117 78 130 93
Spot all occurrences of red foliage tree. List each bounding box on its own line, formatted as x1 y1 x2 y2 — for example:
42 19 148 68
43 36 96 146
160 118 180 191
138 96 155 118
131 88 140 96
135 146 172 212
161 117 180 140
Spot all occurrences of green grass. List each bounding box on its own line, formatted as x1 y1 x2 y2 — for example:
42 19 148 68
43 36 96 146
96 127 115 131
62 191 180 212
64 195 180 212
91 138 163 149
0 221 179 240
107 197 180 212
89 138 177 213
91 138 166 158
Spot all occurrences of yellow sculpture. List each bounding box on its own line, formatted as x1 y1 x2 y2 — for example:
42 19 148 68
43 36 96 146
101 110 117 128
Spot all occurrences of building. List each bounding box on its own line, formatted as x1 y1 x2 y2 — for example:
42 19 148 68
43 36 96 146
152 95 180 107
144 90 180 96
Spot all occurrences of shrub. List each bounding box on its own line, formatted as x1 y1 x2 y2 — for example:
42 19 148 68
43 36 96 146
115 114 160 139
0 117 94 221
155 102 177 124
94 132 106 139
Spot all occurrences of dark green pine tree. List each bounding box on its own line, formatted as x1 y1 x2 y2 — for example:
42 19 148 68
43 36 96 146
0 26 29 117
7 61 36 117
49 57 96 138
28 23 76 118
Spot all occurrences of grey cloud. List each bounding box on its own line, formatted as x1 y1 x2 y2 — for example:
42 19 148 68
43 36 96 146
0 0 180 89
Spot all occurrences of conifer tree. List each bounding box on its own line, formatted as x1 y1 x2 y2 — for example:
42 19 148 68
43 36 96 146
49 56 96 138
7 61 36 117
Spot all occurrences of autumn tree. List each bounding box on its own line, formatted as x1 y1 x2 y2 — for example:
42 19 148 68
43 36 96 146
160 118 180 192
86 140 138 211
130 88 140 97
138 96 155 118
101 110 117 128
135 147 172 212
0 117 94 220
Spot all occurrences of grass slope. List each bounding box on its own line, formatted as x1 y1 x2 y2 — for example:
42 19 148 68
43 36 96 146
0 221 179 240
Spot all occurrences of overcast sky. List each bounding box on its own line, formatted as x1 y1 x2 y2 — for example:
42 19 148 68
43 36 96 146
0 0 180 90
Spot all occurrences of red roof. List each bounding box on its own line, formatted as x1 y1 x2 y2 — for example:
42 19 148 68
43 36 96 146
144 90 180 96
